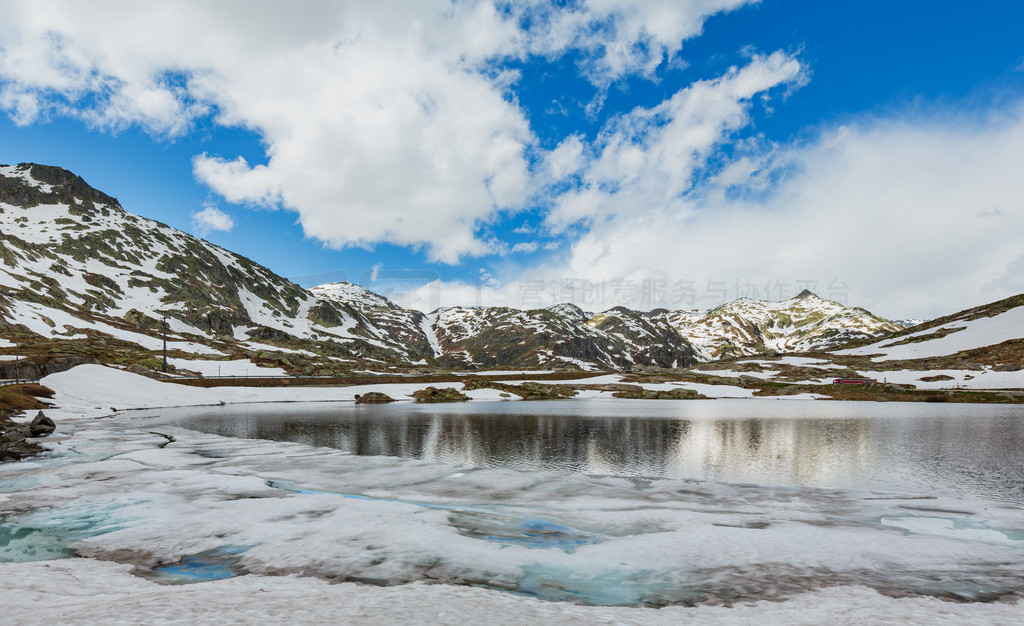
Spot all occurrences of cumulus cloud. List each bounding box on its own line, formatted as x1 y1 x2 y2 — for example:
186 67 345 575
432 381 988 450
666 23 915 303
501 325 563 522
545 51 805 231
0 0 751 264
19 1 1013 320
389 101 1024 320
526 0 755 84
391 277 531 312
555 108 1024 319
191 205 235 235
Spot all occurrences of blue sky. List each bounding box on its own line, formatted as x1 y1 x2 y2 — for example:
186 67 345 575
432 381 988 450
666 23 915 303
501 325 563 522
2 1 1024 318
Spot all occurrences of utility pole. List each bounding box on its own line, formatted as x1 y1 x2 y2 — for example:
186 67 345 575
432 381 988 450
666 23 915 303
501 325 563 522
15 345 20 384
162 317 168 374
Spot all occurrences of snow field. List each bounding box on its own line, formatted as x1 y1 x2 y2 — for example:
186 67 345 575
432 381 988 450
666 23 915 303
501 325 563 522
839 305 1024 361
3 559 1023 625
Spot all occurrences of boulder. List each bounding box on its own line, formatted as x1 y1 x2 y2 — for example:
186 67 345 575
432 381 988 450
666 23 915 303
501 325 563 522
128 364 160 378
29 411 56 436
612 388 705 400
1 428 28 443
355 392 396 404
0 422 44 462
411 386 470 403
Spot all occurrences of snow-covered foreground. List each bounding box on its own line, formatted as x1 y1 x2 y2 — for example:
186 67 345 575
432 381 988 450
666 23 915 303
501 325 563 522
4 559 1022 625
2 366 1023 623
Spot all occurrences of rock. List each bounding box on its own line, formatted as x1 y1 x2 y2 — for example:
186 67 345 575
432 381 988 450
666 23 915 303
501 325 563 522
128 364 160 378
29 411 56 436
0 438 43 461
612 388 705 400
355 392 396 404
461 379 577 400
411 386 471 403
1 428 28 443
0 422 44 462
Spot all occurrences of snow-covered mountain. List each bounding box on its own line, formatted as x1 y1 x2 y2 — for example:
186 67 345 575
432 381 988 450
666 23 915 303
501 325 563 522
429 303 698 370
654 290 902 360
0 163 425 374
1 163 906 374
307 281 434 363
312 285 903 369
836 293 1024 366
305 291 701 370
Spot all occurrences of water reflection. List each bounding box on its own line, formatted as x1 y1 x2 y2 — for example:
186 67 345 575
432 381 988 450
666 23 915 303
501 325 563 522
161 400 1024 504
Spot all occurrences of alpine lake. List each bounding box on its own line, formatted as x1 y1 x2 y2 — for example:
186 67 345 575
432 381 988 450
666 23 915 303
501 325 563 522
158 398 1024 505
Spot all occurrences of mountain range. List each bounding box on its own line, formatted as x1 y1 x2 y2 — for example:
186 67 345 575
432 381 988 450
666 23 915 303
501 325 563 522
0 163 924 375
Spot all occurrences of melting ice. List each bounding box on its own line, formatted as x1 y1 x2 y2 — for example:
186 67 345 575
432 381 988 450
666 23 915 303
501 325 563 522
1 401 1023 608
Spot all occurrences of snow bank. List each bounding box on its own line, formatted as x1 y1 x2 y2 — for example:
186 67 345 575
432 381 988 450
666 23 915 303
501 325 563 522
2 560 1021 625
864 368 1024 390
839 305 1024 360
165 358 287 377
39 367 839 418
40 365 467 419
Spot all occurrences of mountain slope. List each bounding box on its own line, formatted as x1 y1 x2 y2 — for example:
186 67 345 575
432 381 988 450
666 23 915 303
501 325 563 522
0 163 423 373
1 163 906 375
657 290 901 359
426 303 699 370
308 282 434 363
836 293 1024 365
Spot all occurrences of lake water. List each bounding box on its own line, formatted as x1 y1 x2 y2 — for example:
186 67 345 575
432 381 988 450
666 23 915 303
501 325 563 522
161 398 1024 505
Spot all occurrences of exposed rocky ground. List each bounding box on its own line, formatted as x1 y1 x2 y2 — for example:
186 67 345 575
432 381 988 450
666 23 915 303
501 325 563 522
410 387 471 403
354 392 396 404
653 290 902 360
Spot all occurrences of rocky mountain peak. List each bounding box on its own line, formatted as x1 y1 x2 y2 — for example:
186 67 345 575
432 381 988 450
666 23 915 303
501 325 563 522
1 163 120 212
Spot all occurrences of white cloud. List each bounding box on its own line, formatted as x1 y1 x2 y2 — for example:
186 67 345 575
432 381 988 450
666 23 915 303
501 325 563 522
21 1 1013 321
556 108 1024 319
391 278 530 312
0 0 752 264
387 93 1024 320
545 52 805 231
511 241 540 254
526 0 755 84
191 205 235 235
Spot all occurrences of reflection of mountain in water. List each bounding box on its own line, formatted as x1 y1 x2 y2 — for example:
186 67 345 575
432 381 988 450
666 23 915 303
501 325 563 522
181 408 879 486
674 418 874 486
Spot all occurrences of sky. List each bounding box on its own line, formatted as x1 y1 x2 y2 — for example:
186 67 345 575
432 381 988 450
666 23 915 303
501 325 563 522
1 0 1024 320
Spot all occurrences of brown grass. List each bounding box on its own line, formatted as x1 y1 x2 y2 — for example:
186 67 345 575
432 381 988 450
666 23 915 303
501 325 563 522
0 383 55 412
